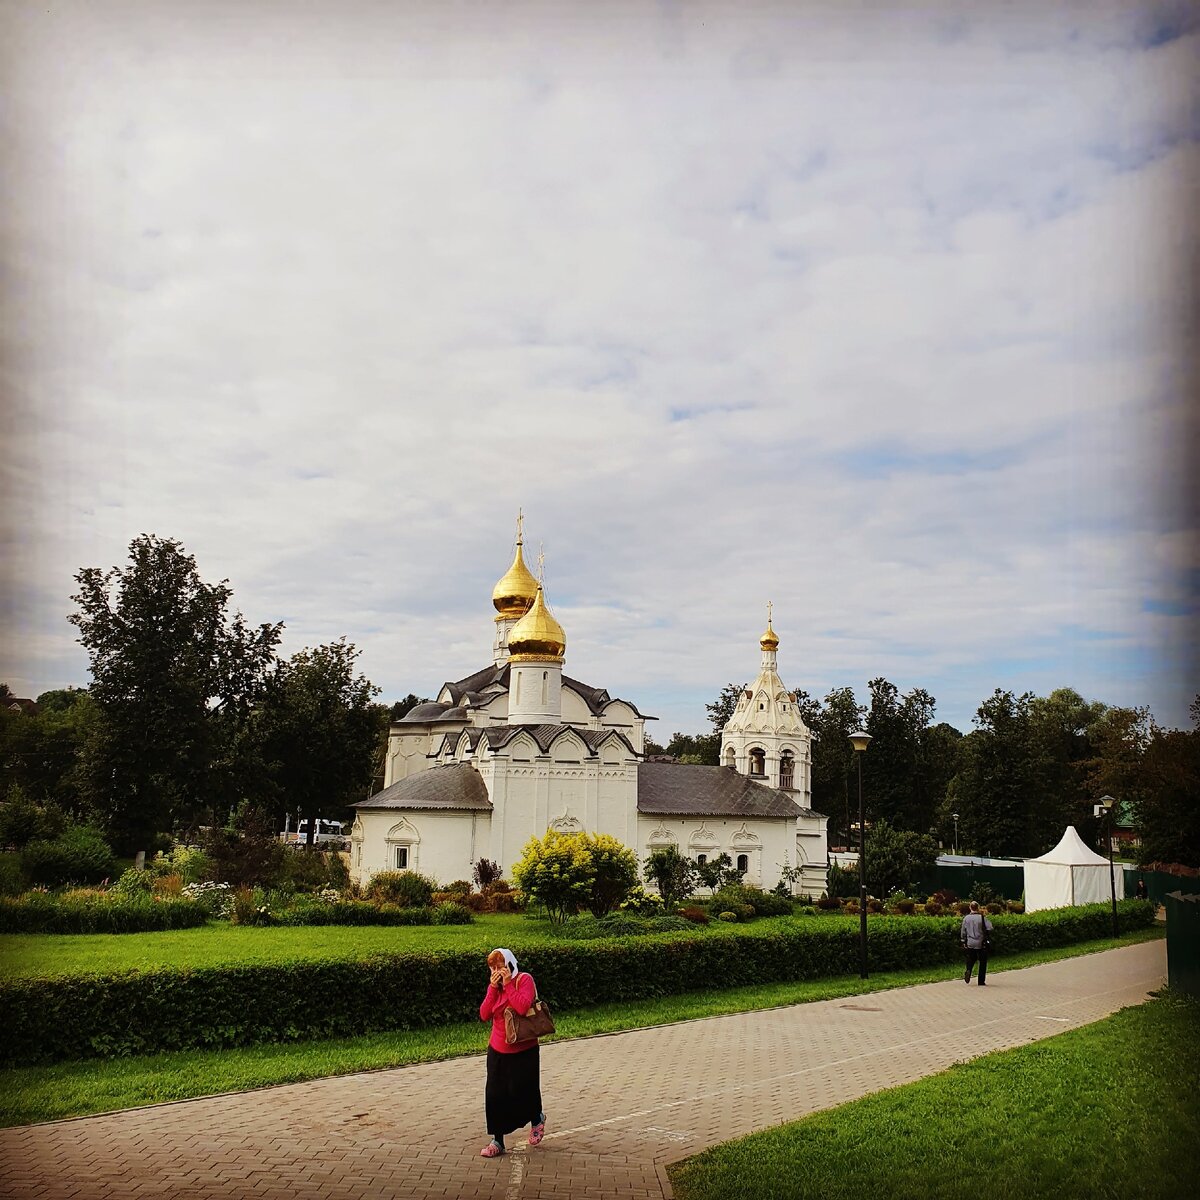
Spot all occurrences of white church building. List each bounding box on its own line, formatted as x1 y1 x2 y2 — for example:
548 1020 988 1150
349 524 828 896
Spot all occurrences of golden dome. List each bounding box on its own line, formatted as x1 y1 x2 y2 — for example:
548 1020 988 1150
760 617 779 651
492 539 539 620
508 584 566 662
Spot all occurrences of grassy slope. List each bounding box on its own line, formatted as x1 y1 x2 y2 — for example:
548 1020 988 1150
669 985 1198 1200
0 927 1162 1128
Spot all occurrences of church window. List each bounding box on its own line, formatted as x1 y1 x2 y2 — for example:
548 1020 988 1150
749 748 765 776
780 751 795 790
724 746 735 769
737 854 749 874
697 854 707 866
542 671 548 706
759 702 765 710
394 846 409 869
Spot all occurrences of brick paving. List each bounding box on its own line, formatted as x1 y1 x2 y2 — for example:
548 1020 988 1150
0 940 1166 1199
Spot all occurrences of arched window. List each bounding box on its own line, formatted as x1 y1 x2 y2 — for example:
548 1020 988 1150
737 853 749 874
697 853 707 866
749 748 766 777
724 746 736 769
780 751 795 790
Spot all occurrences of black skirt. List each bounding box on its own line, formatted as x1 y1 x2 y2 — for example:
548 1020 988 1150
485 1044 542 1137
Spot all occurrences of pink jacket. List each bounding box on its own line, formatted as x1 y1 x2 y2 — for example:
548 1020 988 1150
479 972 539 1054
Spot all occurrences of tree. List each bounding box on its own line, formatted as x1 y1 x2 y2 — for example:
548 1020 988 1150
1028 688 1108 849
68 536 282 853
1131 699 1200 868
693 851 742 895
863 818 939 896
389 694 429 721
511 830 597 924
247 640 383 846
705 683 746 734
807 687 866 849
584 833 640 916
643 845 697 908
952 689 1047 857
663 731 720 764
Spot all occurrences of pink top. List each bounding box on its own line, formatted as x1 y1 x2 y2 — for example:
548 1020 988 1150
479 972 539 1054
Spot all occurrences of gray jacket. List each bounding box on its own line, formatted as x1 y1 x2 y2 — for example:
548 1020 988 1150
960 912 993 950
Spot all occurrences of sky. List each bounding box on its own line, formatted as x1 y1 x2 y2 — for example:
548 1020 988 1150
2 0 1198 740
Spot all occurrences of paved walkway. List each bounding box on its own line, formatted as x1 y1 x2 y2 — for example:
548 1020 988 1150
0 940 1166 1199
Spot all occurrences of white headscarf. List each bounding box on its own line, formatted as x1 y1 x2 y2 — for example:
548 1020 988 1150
493 947 518 977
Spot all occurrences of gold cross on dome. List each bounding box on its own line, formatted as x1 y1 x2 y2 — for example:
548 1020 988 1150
537 544 545 584
515 508 524 545
767 599 773 623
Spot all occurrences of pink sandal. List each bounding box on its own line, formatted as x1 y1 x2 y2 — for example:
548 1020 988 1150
480 1140 505 1158
529 1119 545 1147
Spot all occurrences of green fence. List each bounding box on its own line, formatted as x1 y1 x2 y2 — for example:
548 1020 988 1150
1122 867 1197 905
1165 890 1200 1000
914 862 1026 901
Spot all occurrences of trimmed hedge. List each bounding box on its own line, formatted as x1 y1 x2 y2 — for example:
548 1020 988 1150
0 900 1155 1067
0 893 210 935
273 901 435 926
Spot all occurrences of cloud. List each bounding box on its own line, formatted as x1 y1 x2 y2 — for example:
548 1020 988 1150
2 0 1197 737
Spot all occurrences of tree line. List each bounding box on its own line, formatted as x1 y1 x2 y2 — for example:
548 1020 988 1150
2 535 387 855
648 679 1199 867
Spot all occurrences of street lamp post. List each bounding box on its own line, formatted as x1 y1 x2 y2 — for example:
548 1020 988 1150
952 811 959 856
849 730 873 979
1097 795 1119 939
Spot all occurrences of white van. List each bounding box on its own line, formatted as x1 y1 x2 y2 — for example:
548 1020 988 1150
284 818 346 846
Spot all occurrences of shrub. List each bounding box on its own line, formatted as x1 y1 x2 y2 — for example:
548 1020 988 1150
797 905 817 916
21 825 115 887
893 899 917 915
110 867 155 897
643 845 697 910
200 809 285 888
717 911 738 922
864 819 938 897
827 862 859 900
0 900 1156 1066
867 898 885 914
182 880 233 918
644 916 695 933
584 833 640 917
473 858 502 889
277 847 344 894
0 786 68 850
1007 901 1026 914
230 887 273 926
488 891 521 913
0 853 24 897
152 873 184 896
970 882 1001 907
430 901 473 925
955 901 972 916
461 892 488 913
445 880 473 896
815 893 841 911
620 884 665 915
679 906 711 925
713 885 792 918
512 831 595 923
844 901 860 915
930 888 958 906
150 845 211 885
367 870 436 908
986 902 1005 915
924 901 944 916
0 891 208 934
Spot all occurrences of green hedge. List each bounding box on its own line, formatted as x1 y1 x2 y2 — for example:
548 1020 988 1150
0 893 210 935
272 901 436 926
0 900 1154 1067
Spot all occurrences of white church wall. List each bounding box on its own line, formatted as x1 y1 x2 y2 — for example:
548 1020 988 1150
634 815 797 891
350 809 490 888
385 729 435 788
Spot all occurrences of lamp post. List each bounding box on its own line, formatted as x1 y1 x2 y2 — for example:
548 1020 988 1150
1097 795 1118 939
848 730 872 979
952 811 959 856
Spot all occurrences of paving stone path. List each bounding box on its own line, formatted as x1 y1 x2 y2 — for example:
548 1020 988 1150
0 940 1165 1200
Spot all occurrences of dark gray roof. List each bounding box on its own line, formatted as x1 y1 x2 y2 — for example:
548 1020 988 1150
354 763 492 811
399 702 451 723
439 663 649 719
636 763 804 819
444 664 509 705
484 724 638 757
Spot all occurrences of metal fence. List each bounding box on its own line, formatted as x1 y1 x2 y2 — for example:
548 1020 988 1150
1122 866 1197 905
1165 890 1200 1000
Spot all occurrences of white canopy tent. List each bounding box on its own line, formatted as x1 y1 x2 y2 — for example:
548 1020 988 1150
1024 825 1124 912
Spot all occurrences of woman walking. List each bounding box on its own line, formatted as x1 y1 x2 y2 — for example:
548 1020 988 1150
478 948 546 1158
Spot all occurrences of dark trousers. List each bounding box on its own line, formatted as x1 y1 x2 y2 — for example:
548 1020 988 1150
963 947 988 984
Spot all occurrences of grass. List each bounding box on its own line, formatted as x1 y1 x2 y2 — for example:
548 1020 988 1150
668 984 1198 1200
0 926 1162 1128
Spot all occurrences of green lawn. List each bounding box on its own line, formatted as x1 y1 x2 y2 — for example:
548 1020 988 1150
0 927 1162 1128
668 985 1197 1200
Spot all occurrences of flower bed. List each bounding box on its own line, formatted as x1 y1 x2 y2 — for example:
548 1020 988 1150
0 899 1155 1067
0 891 210 935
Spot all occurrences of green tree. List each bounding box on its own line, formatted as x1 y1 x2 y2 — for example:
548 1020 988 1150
693 851 742 895
663 731 720 764
247 640 383 846
1131 699 1200 868
511 830 596 924
389 694 429 721
705 683 746 734
583 833 640 917
863 818 939 896
1028 687 1108 849
68 535 283 853
807 687 867 849
643 844 697 909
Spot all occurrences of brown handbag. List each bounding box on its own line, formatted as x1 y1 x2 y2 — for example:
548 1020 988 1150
503 978 555 1043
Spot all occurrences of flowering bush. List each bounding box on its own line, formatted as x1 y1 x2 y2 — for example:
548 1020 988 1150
620 883 665 915
182 880 233 918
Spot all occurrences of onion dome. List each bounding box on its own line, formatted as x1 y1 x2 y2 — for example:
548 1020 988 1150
492 538 538 620
507 584 566 662
760 616 779 651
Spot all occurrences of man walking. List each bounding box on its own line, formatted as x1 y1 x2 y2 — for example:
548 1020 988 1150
960 900 993 986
